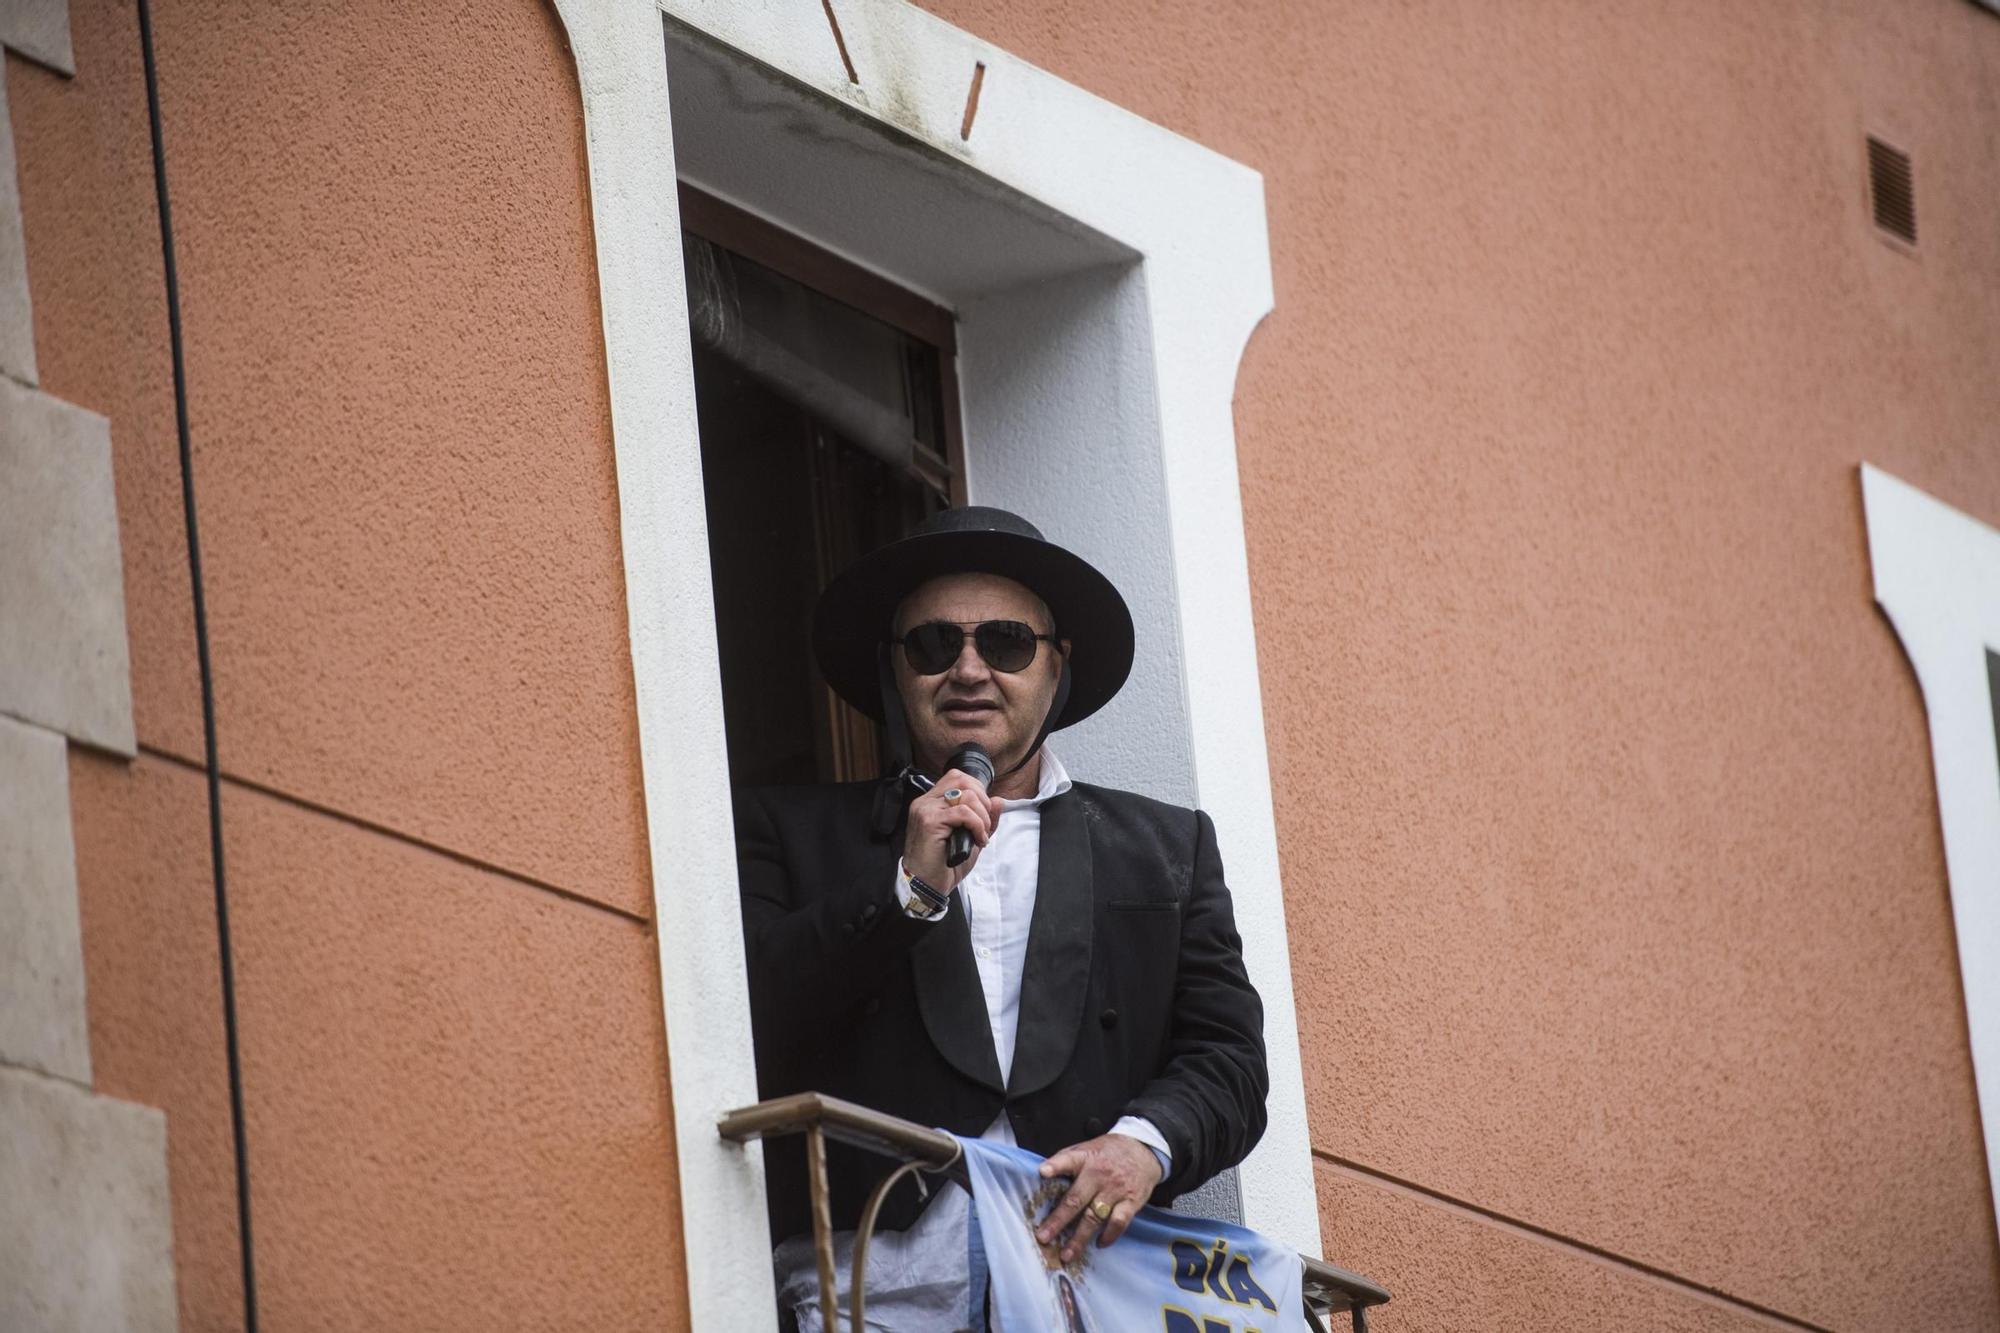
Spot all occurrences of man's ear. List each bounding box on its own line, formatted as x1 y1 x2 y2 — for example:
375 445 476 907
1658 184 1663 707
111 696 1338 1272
1059 638 1073 658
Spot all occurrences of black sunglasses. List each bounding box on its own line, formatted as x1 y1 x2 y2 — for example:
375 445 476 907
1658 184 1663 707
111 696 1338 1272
894 620 1061 675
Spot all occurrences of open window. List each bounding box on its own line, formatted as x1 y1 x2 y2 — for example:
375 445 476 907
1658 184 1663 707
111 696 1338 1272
553 5 1317 1322
680 186 966 785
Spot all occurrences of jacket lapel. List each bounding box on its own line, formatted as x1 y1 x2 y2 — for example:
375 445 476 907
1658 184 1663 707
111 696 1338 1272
1006 789 1094 1098
910 876 1007 1094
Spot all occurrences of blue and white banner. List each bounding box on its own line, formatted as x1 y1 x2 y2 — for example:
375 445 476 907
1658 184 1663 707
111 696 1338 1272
959 1137 1306 1333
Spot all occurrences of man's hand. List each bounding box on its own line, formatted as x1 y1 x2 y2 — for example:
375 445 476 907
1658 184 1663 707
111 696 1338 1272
902 768 1006 891
1034 1133 1165 1261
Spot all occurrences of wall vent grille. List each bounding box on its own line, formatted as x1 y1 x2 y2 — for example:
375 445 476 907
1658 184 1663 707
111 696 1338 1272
1868 136 1917 245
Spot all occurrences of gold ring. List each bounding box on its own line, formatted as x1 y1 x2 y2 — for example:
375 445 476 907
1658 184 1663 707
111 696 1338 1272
942 788 964 806
1089 1198 1112 1221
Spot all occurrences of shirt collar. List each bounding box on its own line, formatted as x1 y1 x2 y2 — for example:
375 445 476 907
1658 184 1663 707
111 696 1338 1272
1013 746 1072 809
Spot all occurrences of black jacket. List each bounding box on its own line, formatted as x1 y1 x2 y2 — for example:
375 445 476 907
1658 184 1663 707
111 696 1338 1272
736 776 1267 1238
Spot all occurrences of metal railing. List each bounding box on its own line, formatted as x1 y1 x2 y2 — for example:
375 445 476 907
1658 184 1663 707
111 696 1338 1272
720 1092 1391 1332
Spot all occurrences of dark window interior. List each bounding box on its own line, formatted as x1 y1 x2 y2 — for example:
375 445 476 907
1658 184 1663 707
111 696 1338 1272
1988 648 2000 799
681 185 964 788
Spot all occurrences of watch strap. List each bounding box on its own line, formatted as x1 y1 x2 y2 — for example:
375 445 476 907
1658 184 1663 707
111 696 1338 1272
906 871 950 918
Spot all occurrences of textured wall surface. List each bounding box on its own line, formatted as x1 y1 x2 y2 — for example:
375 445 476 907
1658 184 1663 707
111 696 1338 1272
221 782 684 1331
919 1 2000 1330
1316 1163 1776 1333
68 752 242 1333
10 0 689 1327
14 0 649 908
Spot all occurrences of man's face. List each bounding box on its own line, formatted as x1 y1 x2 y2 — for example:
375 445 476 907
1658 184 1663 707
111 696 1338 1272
892 572 1067 777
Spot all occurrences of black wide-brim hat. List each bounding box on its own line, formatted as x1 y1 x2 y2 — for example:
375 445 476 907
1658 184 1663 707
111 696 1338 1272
812 506 1135 730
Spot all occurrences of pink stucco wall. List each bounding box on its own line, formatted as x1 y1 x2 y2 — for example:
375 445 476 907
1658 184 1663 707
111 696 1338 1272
12 0 687 1327
921 0 2000 1328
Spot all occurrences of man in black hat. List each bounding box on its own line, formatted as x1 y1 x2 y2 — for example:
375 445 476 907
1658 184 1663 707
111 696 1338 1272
737 507 1267 1330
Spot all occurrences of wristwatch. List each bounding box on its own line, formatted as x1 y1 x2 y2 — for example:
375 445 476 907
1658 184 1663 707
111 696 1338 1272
904 869 950 919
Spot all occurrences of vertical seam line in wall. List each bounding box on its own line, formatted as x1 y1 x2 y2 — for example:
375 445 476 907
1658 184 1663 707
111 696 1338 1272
136 3 259 1328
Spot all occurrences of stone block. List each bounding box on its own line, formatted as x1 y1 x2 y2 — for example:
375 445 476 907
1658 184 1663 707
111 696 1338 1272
0 713 91 1083
0 1066 178 1333
0 59 38 386
0 0 74 76
0 377 135 754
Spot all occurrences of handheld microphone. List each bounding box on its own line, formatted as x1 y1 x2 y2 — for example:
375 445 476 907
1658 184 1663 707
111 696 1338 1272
944 742 994 868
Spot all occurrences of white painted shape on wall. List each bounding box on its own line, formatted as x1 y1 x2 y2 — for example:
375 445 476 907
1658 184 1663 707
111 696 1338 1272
1860 461 2000 1233
0 1067 177 1333
0 0 74 77
0 59 41 386
0 378 135 754
0 714 93 1085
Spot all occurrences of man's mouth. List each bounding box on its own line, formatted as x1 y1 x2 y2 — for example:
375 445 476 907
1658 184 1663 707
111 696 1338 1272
938 700 999 720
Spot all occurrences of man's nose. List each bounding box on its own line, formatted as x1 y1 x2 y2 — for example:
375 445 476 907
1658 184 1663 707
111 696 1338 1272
947 636 989 684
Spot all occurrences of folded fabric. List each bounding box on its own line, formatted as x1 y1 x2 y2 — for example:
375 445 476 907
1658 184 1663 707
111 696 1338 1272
959 1136 1304 1333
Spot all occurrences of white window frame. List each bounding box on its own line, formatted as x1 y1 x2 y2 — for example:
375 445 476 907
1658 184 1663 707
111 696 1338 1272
553 2 1317 1325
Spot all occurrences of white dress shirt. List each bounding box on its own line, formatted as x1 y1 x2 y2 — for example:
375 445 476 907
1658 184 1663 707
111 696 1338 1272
774 748 1169 1331
894 748 1170 1165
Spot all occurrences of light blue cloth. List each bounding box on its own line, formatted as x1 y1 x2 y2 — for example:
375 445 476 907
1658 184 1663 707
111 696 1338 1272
959 1136 1305 1333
